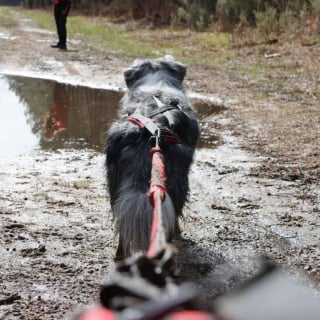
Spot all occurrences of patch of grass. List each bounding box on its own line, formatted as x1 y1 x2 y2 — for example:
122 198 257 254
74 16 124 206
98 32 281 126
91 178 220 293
193 32 231 49
233 63 266 75
0 7 18 28
21 9 53 29
22 9 160 58
174 31 233 65
126 28 232 66
72 16 160 57
20 8 233 64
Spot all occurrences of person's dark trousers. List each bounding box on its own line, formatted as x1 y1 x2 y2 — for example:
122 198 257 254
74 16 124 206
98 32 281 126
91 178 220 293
54 1 71 49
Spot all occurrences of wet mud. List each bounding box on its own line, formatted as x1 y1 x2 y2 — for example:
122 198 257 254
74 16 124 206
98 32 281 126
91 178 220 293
1 75 319 319
0 8 319 320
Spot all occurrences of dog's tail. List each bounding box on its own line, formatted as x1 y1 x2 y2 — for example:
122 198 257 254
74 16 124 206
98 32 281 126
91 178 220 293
113 190 176 257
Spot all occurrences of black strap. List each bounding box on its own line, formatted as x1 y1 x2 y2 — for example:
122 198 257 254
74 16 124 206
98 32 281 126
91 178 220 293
146 105 180 118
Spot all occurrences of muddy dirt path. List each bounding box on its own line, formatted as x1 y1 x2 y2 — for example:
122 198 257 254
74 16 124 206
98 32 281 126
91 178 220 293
0 8 319 320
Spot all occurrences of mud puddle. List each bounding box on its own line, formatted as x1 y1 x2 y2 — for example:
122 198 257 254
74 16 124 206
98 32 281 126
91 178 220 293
0 74 121 156
0 74 222 158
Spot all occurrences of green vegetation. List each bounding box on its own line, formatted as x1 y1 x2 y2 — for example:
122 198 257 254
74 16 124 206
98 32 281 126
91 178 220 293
22 10 162 58
0 7 18 28
18 1 319 52
22 9 54 29
21 0 320 37
21 8 232 63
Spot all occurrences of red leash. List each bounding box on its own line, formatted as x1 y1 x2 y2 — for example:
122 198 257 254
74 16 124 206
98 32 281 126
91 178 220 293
127 112 175 258
147 143 168 258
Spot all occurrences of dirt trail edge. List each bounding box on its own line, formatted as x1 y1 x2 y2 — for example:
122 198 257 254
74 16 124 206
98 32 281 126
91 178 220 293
0 8 319 320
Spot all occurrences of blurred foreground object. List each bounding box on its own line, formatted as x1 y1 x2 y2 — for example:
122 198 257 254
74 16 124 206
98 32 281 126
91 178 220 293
75 258 320 320
215 263 320 320
76 248 214 320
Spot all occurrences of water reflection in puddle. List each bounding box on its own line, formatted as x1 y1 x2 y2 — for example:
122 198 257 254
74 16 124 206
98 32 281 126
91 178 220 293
0 76 39 157
0 74 221 157
0 75 121 156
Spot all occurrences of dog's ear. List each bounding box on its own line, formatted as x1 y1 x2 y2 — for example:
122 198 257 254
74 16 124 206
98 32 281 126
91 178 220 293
124 61 152 89
160 59 187 83
124 65 139 88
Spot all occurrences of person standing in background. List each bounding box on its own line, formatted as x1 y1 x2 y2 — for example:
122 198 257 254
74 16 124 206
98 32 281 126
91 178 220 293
51 0 71 50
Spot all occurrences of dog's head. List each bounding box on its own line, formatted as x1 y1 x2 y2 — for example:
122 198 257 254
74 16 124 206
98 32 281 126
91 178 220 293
124 56 187 90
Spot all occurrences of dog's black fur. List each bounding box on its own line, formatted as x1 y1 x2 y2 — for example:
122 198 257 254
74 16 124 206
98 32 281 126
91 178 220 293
105 56 199 260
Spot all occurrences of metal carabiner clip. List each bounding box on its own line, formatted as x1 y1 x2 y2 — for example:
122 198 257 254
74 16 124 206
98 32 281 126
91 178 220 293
154 129 161 147
150 128 161 148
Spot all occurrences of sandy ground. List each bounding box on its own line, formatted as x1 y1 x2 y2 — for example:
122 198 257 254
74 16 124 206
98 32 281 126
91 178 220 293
0 8 319 320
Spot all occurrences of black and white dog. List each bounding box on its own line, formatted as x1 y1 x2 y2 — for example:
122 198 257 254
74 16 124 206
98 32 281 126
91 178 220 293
106 56 199 260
